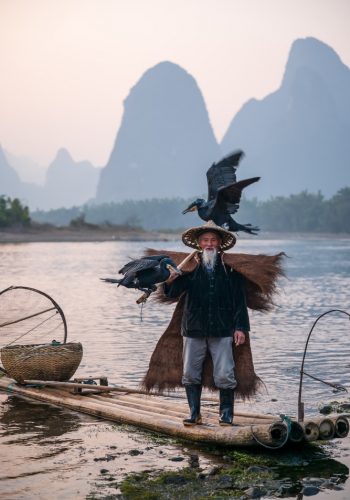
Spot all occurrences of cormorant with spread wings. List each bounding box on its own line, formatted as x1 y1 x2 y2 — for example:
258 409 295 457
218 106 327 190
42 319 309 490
182 151 260 234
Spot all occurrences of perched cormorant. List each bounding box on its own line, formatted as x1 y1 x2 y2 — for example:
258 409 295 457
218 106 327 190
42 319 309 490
182 151 260 234
101 255 181 297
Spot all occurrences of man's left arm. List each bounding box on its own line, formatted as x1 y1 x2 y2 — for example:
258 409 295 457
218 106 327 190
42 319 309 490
233 274 250 346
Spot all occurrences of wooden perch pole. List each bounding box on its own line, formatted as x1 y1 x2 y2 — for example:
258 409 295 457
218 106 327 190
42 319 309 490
22 379 156 394
136 249 197 304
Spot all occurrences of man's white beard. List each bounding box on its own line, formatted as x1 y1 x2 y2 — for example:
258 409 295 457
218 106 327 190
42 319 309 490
202 248 218 271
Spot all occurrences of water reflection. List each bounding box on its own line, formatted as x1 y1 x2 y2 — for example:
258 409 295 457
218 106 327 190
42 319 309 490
0 396 80 443
0 393 84 496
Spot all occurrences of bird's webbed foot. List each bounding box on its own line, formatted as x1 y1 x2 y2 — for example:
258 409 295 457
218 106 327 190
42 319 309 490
229 219 260 234
242 224 260 235
138 287 155 297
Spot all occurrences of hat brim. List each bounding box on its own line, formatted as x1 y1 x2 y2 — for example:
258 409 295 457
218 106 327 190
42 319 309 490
182 224 236 250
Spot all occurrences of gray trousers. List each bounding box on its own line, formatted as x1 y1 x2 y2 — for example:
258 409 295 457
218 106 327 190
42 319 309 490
182 337 237 389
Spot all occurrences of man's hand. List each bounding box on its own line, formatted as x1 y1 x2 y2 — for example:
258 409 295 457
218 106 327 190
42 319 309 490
234 330 246 346
166 267 180 283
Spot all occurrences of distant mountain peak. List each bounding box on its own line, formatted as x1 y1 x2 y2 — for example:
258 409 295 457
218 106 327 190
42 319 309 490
135 60 194 80
221 37 350 199
282 37 348 89
54 148 73 164
124 60 203 109
144 60 189 73
289 36 341 61
96 61 220 202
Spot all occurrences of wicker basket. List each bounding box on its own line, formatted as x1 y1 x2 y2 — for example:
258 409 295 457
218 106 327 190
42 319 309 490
0 342 83 383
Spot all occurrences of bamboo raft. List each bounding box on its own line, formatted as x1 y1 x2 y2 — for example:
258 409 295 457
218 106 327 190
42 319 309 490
0 374 348 449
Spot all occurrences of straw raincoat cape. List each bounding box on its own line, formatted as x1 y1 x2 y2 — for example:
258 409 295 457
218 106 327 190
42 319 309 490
142 249 285 399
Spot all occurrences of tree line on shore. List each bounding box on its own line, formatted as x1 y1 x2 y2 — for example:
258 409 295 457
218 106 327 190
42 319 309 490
32 187 350 233
1 188 350 233
0 195 31 228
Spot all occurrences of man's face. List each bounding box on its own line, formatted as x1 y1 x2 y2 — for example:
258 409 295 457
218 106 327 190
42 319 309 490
198 232 221 251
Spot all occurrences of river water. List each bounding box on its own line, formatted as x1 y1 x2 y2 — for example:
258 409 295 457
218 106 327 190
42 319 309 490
0 238 349 498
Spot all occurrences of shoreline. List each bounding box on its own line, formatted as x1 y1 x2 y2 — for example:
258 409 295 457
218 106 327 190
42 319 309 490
0 228 179 243
0 228 350 243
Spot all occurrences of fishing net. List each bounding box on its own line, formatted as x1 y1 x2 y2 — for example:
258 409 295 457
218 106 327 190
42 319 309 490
0 286 67 347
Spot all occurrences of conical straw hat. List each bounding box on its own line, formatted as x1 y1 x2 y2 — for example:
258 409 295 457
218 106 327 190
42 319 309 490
182 220 236 250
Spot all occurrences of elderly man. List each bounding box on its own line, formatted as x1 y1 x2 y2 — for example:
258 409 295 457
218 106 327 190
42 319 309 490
164 222 249 426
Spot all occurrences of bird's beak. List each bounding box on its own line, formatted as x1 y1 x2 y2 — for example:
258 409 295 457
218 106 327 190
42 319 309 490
167 264 182 275
182 206 197 214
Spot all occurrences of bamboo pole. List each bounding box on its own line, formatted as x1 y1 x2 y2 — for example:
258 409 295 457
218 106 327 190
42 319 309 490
311 415 350 440
23 385 273 427
288 421 305 443
233 411 279 420
89 394 187 419
98 392 278 423
300 415 349 441
318 418 335 440
22 379 161 394
136 250 197 304
119 393 277 421
335 416 349 438
22 378 223 401
301 421 320 442
89 394 276 426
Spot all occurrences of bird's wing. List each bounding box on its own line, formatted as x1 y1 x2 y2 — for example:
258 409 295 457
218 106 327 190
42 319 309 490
119 258 160 275
206 150 244 202
144 255 170 262
216 177 261 214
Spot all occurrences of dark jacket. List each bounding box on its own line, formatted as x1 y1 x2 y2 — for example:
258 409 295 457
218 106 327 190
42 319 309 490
164 259 250 338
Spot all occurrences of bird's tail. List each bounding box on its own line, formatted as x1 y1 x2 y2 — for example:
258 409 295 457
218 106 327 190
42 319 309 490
100 278 122 285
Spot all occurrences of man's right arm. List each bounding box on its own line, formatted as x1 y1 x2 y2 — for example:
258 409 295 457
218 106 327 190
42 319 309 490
163 274 190 298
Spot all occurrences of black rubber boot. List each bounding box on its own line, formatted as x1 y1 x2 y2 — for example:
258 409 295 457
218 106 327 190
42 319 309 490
219 388 234 426
183 384 202 426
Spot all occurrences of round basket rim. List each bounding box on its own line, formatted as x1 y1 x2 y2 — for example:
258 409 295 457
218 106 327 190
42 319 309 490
1 342 82 351
0 285 68 344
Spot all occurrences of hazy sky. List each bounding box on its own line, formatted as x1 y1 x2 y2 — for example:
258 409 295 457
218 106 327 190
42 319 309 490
1 0 349 168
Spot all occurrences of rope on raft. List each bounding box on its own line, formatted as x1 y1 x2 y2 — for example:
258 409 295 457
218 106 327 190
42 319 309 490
302 371 348 393
250 414 291 450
